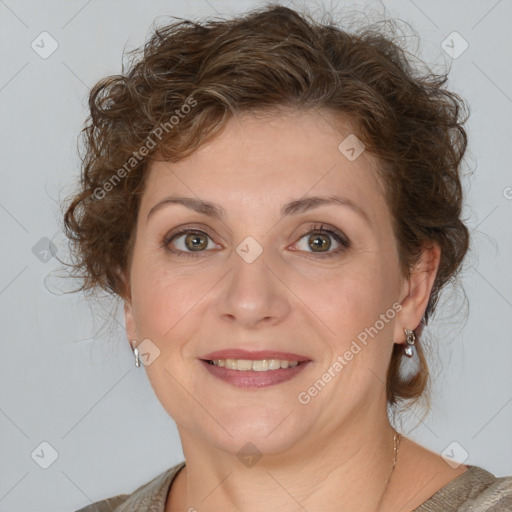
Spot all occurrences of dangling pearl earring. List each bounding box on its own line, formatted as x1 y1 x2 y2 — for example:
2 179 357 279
130 340 140 367
403 328 416 357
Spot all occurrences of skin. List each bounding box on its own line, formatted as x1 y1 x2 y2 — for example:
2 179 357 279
122 109 468 512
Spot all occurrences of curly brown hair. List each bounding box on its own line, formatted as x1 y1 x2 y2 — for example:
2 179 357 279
61 4 470 410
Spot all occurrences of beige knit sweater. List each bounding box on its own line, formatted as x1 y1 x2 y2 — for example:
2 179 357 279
75 462 512 511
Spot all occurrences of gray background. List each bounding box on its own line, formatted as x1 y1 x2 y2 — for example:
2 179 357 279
1 0 511 510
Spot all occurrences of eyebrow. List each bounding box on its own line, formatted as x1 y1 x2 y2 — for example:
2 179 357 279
146 194 371 225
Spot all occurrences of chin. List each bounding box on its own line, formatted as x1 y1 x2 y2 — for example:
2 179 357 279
204 410 310 456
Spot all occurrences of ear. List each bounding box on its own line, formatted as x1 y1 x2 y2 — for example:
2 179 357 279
394 242 441 345
124 298 138 344
120 271 138 344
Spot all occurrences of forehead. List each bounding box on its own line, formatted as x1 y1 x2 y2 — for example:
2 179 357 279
140 109 388 225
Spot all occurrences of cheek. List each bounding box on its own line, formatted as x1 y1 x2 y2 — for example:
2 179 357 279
130 257 201 341
307 259 399 353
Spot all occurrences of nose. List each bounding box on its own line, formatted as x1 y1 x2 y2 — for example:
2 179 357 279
216 245 292 329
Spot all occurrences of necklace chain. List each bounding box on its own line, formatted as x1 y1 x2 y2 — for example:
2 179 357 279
375 430 401 511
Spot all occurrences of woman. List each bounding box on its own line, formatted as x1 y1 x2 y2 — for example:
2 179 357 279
63 4 512 511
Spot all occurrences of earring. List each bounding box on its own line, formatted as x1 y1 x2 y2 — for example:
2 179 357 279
403 328 416 358
131 340 140 367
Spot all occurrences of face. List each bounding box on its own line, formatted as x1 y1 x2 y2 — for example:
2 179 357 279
123 109 427 457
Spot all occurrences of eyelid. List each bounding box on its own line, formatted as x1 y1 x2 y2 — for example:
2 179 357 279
163 222 216 241
295 223 349 244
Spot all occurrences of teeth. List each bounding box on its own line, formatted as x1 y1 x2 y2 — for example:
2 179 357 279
209 359 300 371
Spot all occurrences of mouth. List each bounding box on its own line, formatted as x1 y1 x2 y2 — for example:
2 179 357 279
201 358 306 371
199 357 312 388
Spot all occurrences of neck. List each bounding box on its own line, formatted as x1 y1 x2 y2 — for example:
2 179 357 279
167 406 398 512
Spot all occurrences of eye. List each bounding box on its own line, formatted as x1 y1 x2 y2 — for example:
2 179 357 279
163 228 218 256
293 224 350 258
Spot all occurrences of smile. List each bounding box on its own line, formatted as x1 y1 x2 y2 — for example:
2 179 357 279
207 358 300 371
200 359 311 388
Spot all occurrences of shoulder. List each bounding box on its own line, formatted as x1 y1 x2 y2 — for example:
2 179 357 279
74 461 186 512
415 465 512 511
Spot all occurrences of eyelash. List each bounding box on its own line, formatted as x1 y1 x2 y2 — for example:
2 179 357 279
162 223 350 259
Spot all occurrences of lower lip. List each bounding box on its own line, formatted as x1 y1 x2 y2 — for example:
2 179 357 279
200 360 311 388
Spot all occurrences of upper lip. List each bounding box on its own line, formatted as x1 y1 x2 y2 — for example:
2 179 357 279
201 349 311 362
